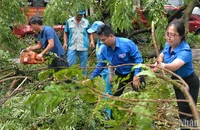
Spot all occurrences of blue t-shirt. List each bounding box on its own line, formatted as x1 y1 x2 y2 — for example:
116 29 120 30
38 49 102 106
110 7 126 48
38 26 65 57
162 40 194 78
90 37 143 79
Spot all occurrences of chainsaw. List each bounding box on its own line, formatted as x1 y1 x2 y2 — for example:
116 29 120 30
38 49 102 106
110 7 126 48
20 49 44 64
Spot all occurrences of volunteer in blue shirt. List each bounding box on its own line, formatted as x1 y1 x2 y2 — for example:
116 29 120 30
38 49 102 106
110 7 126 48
27 16 65 59
157 21 199 129
90 24 145 96
87 21 112 119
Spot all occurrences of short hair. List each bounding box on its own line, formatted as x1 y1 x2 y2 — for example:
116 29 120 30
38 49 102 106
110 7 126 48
28 16 43 25
167 20 185 41
96 24 114 37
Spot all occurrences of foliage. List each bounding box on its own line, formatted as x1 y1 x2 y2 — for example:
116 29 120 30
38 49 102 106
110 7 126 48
0 0 28 56
110 0 135 32
43 0 93 26
0 0 199 129
186 32 200 48
0 60 179 129
0 50 13 69
141 0 168 48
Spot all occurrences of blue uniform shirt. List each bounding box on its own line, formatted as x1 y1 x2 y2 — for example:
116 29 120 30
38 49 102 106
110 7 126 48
38 26 65 57
162 40 194 78
90 37 143 79
96 39 109 76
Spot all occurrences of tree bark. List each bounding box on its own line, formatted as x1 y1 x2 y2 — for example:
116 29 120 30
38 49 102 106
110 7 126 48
180 0 197 34
127 28 151 39
128 3 197 38
168 4 187 23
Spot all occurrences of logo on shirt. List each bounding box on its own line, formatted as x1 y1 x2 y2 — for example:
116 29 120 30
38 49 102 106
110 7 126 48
119 53 125 58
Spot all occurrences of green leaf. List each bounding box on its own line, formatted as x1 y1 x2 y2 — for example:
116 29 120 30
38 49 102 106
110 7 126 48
38 69 55 81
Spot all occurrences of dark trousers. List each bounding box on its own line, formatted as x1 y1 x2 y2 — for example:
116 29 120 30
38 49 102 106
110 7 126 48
172 72 199 130
113 71 146 96
48 55 69 71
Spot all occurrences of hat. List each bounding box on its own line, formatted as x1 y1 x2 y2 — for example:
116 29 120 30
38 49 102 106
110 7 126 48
87 21 104 33
78 10 85 15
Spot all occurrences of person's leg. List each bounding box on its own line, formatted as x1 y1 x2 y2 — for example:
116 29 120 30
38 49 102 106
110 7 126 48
173 72 199 130
67 50 77 66
102 74 112 118
104 74 112 95
78 51 88 75
113 81 126 96
113 72 132 96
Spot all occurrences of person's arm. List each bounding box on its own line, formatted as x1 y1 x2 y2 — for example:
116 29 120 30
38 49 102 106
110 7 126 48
128 41 143 88
63 32 68 50
89 33 95 48
160 58 185 71
63 21 68 50
37 39 54 59
90 54 107 79
129 41 143 76
41 39 54 55
157 53 164 63
108 65 115 83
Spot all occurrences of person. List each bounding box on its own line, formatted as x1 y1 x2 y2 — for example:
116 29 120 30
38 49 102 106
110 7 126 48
87 21 112 119
63 10 95 75
89 24 145 96
26 16 67 68
157 20 199 129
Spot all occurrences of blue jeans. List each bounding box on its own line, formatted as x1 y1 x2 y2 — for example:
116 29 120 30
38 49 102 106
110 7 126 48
67 50 88 75
102 73 112 118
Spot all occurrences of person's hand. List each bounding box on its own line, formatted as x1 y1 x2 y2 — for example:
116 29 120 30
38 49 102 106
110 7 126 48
63 43 68 51
133 76 140 88
158 62 165 68
157 56 163 63
26 46 32 51
82 79 90 85
36 53 44 60
152 61 158 72
90 41 95 49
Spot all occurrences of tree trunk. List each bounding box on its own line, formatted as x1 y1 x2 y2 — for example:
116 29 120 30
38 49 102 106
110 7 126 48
180 0 197 34
168 4 187 23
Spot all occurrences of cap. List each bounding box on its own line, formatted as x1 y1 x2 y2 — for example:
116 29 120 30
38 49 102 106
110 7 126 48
87 21 104 33
78 10 85 15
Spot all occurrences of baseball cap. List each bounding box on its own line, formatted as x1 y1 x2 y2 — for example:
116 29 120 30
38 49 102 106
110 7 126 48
78 10 85 15
87 21 104 33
